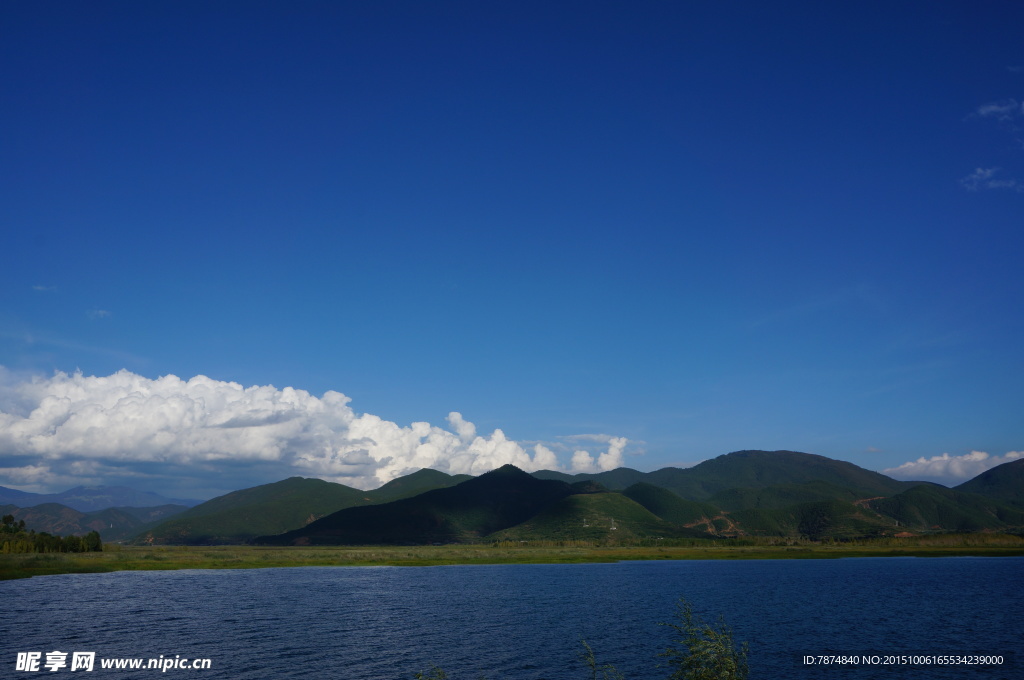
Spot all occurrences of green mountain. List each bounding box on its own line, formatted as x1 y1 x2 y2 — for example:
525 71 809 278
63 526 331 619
532 450 916 501
708 480 867 512
374 468 474 501
133 451 1024 546
137 477 367 544
1 502 188 542
651 450 914 500
729 501 892 540
138 470 471 545
532 467 650 488
528 451 1023 539
621 482 722 528
954 458 1024 509
490 491 711 542
868 484 1024 533
258 465 575 545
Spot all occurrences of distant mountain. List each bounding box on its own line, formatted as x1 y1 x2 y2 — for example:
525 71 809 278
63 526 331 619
258 465 575 545
138 469 472 545
1 502 189 542
532 467 650 488
0 486 40 506
954 458 1024 509
0 485 201 512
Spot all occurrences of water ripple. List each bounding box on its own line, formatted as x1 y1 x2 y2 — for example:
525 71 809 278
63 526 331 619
2 558 1021 679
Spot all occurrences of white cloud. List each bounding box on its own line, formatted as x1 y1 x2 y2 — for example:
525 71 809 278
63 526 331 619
959 167 1022 193
0 368 632 495
883 450 1023 484
963 98 1024 192
569 436 627 473
975 99 1022 121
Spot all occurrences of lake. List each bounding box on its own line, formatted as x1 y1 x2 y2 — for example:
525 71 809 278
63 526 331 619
4 557 1021 678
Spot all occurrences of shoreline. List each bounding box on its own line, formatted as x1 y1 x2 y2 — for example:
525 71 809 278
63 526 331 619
3 539 1023 580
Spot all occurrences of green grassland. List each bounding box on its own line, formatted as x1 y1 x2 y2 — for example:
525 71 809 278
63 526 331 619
3 534 1022 581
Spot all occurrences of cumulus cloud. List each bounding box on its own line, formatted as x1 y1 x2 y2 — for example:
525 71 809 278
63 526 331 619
883 450 1023 485
569 435 627 473
0 368 631 496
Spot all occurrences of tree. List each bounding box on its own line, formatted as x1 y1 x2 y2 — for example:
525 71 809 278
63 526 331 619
84 530 103 552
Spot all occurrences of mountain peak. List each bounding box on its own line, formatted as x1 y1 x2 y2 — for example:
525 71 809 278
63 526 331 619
489 464 527 475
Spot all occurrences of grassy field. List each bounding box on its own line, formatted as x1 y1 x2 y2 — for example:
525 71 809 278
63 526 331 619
3 534 1022 581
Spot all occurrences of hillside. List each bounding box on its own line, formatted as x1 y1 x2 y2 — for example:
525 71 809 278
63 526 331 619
137 477 368 544
490 491 711 543
621 482 723 530
258 465 575 545
708 480 867 512
868 485 1024 533
730 501 892 540
137 469 472 545
954 458 1024 509
374 468 474 501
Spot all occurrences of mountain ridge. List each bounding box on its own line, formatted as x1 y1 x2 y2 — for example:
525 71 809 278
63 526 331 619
1 502 190 542
0 485 201 512
138 470 473 545
253 453 1024 545
29 450 1017 545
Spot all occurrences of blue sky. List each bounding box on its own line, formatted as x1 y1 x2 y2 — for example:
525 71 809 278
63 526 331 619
1 1 1022 498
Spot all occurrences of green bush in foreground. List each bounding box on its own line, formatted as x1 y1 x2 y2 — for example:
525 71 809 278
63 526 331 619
415 597 748 680
659 599 748 680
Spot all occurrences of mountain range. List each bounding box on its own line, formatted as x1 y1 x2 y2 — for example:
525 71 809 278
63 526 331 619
135 469 471 544
254 453 1022 545
0 502 190 542
5 451 1022 544
0 485 200 512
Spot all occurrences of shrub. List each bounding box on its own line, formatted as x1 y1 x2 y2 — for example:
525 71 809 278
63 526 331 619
660 599 748 680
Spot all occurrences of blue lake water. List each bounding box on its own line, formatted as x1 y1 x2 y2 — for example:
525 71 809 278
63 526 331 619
3 557 1021 679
